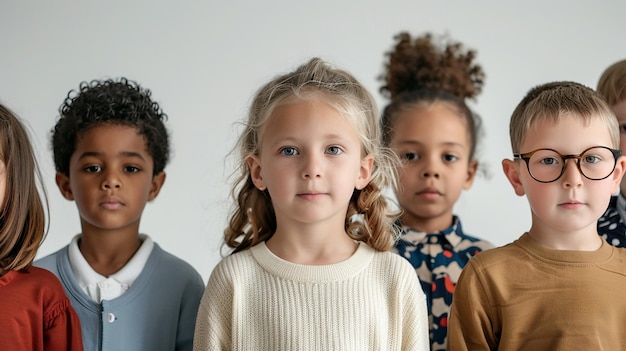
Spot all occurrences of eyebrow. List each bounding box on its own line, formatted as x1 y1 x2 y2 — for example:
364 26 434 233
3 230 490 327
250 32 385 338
77 151 147 161
270 133 352 145
395 140 465 148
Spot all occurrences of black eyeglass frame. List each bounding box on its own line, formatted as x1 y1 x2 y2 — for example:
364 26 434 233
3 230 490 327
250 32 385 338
513 146 622 183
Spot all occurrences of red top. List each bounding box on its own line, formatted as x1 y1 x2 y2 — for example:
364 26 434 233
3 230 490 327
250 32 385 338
0 266 83 350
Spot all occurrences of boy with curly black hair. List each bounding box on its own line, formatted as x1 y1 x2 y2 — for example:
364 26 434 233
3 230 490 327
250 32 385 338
36 78 205 351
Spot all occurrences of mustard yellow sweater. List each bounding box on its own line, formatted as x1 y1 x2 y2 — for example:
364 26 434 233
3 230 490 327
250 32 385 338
193 242 429 350
448 233 626 350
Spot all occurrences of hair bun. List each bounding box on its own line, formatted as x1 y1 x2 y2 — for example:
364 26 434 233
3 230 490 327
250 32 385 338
379 32 485 101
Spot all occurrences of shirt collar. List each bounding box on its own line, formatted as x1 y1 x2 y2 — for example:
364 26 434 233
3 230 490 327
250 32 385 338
398 216 465 248
68 233 154 301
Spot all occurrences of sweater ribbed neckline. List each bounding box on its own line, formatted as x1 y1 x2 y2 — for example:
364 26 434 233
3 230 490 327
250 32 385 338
250 241 375 283
516 232 614 264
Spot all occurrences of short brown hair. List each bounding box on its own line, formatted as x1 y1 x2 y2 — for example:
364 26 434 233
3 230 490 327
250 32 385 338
509 81 619 153
597 59 626 105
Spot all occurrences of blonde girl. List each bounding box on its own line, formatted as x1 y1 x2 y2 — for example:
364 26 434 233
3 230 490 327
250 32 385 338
193 57 429 350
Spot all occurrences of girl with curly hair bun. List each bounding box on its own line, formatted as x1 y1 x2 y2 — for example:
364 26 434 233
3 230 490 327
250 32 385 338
193 57 429 350
379 31 493 351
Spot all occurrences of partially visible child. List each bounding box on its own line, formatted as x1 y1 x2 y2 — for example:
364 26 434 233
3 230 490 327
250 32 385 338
596 59 626 246
193 57 429 350
378 31 493 350
448 81 626 350
0 103 83 350
35 79 205 351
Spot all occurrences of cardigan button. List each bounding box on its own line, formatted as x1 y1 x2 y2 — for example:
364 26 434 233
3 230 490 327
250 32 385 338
106 313 116 323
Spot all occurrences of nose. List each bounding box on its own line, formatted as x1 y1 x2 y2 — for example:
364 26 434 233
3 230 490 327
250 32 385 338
302 153 322 179
101 170 122 190
561 159 583 188
420 156 440 179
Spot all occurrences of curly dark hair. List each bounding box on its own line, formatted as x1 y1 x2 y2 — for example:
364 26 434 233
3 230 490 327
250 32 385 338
379 32 485 161
51 78 169 175
379 32 485 100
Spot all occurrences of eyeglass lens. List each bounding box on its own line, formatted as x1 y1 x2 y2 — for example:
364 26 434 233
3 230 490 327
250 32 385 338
526 147 616 182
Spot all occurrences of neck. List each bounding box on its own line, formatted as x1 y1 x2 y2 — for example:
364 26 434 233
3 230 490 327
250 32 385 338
78 225 142 276
266 222 358 265
527 224 602 251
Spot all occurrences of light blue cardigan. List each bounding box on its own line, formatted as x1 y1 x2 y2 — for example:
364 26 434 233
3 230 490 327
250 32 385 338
35 242 205 351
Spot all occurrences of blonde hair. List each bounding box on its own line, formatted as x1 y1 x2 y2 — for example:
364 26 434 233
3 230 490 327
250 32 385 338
225 57 400 253
597 59 626 105
0 104 48 273
509 81 619 153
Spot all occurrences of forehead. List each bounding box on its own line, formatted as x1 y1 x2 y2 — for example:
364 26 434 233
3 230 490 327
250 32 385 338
75 123 148 153
259 98 362 148
521 116 613 153
392 103 470 142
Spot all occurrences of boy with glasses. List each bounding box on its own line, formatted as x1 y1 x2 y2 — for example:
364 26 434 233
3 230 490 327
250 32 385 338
447 81 626 350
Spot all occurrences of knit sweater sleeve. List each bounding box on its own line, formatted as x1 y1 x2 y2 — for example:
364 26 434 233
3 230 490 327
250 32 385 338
392 254 430 351
193 258 233 351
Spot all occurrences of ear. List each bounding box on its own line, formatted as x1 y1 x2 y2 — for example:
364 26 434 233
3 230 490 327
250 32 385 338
247 155 266 191
463 160 479 190
611 155 626 194
147 171 166 201
502 159 526 196
355 154 374 190
55 172 74 201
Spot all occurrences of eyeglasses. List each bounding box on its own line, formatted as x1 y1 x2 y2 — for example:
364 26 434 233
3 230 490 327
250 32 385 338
514 146 621 183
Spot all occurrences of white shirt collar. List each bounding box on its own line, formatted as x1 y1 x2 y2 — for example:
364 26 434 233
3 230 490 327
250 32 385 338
68 233 154 302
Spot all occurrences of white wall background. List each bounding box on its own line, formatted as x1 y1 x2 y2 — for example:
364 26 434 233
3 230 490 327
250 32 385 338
1 1 624 283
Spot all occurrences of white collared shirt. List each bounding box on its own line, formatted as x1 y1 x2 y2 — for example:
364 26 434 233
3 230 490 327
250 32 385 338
68 234 154 302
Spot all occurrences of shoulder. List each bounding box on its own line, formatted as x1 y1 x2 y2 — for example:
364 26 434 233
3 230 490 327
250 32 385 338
209 249 256 279
21 267 68 297
601 246 626 275
369 249 419 281
33 246 69 273
203 249 257 296
151 243 203 281
461 242 525 273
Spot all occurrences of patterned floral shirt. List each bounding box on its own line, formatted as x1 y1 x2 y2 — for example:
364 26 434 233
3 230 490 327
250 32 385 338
598 194 626 247
391 216 493 351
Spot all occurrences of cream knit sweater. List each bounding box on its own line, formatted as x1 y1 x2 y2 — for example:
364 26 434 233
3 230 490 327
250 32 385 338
193 242 429 350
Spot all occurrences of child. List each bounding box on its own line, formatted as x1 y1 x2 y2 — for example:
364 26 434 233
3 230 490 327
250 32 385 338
193 57 429 350
378 32 493 350
448 81 626 350
35 78 205 351
596 58 626 246
0 103 83 350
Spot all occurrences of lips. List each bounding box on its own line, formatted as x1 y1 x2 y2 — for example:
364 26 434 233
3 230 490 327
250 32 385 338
416 187 442 195
297 192 327 200
558 200 585 210
101 198 124 210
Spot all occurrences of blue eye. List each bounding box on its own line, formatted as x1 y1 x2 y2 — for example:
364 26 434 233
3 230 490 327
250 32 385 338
327 146 343 155
280 147 298 156
583 155 601 164
539 157 558 165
